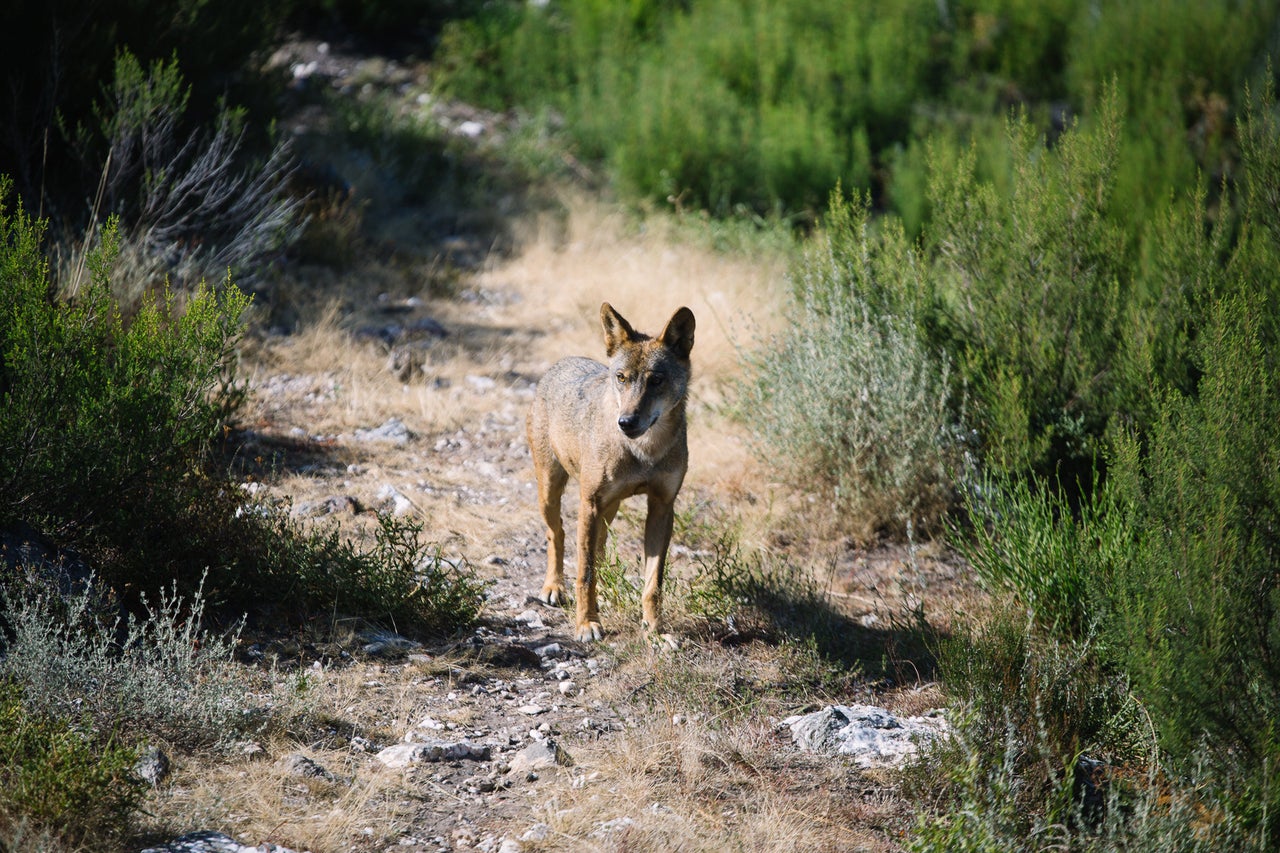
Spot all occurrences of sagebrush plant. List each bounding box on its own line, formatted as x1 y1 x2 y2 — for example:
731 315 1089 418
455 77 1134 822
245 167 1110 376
0 682 145 852
741 190 957 541
0 577 249 749
65 50 302 296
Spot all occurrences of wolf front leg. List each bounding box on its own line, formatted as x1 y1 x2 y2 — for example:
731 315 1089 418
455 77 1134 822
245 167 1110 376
641 492 676 641
574 496 606 642
535 460 569 606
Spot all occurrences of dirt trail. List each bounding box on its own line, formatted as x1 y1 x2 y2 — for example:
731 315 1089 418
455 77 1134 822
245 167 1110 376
152 40 972 852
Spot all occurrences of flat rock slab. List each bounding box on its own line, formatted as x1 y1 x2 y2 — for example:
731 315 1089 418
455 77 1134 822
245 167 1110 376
376 740 492 769
781 704 948 769
139 831 300 853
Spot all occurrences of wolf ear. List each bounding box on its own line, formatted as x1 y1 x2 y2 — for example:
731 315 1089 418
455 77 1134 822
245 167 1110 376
659 307 696 359
600 302 639 357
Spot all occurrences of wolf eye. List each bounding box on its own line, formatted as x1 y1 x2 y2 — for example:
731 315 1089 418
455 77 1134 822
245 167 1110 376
615 371 628 384
649 373 665 387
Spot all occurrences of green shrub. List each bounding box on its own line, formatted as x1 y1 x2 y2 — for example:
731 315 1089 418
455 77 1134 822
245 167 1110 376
928 97 1130 478
1 182 485 639
435 0 1278 231
0 682 145 850
264 511 488 636
957 474 1132 637
741 190 958 540
909 604 1270 851
0 187 250 590
944 292 1280 838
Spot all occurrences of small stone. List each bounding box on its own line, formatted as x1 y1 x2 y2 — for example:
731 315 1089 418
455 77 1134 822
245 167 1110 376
354 417 411 445
517 704 546 716
134 745 171 785
507 738 572 774
520 824 550 843
279 752 337 782
558 680 578 697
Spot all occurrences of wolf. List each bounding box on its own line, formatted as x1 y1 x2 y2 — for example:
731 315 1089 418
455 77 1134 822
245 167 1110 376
526 302 696 644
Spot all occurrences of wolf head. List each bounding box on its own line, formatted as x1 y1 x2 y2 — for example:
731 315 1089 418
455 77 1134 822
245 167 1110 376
600 303 695 439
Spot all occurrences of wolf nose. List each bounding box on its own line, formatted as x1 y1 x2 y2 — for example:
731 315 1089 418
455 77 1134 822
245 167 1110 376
617 414 641 435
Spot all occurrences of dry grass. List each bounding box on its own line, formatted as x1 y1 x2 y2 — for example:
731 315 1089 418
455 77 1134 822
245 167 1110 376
492 194 790 389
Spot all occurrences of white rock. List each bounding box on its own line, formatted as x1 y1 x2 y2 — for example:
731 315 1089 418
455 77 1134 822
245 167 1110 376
520 823 550 842
375 740 490 768
507 738 571 774
781 704 948 769
355 417 411 445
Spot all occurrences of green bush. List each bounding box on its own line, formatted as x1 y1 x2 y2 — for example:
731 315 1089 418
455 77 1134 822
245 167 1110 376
435 0 1278 229
1 181 485 638
0 185 250 591
943 294 1280 839
741 190 958 540
0 682 145 851
261 511 488 636
928 97 1131 478
958 474 1132 637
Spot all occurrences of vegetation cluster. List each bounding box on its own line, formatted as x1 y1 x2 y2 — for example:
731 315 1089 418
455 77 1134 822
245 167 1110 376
2 0 1279 848
434 0 1280 844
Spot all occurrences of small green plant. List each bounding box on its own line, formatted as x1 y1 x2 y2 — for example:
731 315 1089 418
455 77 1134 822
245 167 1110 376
957 473 1132 637
261 511 488 637
0 681 145 850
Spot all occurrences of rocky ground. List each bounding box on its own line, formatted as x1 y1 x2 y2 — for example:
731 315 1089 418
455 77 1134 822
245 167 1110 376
139 39 978 853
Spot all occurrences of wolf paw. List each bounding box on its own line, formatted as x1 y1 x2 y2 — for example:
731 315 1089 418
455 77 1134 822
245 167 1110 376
643 622 680 650
575 621 604 643
540 584 569 606
652 632 681 651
